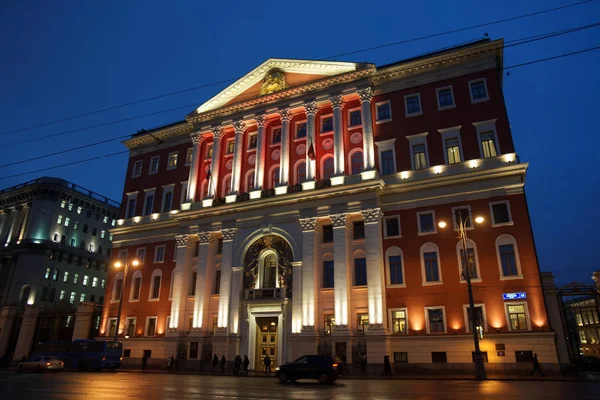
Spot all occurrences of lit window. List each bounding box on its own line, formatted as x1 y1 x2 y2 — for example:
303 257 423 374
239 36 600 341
45 267 51 280
405 94 421 116
57 215 63 224
445 138 461 164
109 234 113 241
79 293 86 303
507 304 528 331
149 156 160 174
68 203 73 211
59 290 66 300
296 122 307 139
185 148 193 166
101 279 106 289
73 273 79 284
349 110 362 127
92 277 98 288
248 133 257 149
111 219 116 227
77 206 82 215
376 101 391 122
167 152 178 170
480 131 498 158
69 292 76 304
357 313 369 334
437 87 454 109
391 310 407 334
427 307 445 333
324 314 335 336
413 144 427 170
63 271 69 283
60 200 66 209
103 216 108 224
101 230 106 239
73 221 79 230
321 116 333 133
205 144 213 160
470 79 488 102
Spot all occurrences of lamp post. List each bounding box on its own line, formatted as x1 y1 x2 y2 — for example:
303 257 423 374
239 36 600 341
113 258 139 342
438 212 487 380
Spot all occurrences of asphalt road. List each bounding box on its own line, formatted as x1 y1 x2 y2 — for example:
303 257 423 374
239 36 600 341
0 371 598 399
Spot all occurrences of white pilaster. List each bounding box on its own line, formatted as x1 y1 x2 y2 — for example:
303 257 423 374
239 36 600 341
331 95 345 177
304 101 318 182
253 115 267 192
228 266 243 334
186 132 204 202
299 217 319 330
291 261 303 333
169 234 194 331
192 231 215 330
217 228 236 330
278 108 292 187
331 213 350 328
17 205 30 242
208 126 224 199
362 208 386 328
230 121 245 196
358 87 376 172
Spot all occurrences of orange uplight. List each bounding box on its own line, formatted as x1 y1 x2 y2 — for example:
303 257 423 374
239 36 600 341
114 261 123 268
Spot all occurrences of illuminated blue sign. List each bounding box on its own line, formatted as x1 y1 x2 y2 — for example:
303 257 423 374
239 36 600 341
503 292 526 300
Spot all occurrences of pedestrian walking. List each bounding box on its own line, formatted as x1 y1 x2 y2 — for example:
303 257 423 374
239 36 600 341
339 354 350 376
234 355 242 376
141 355 148 372
243 355 250 376
213 354 219 371
382 355 392 377
360 353 367 376
264 354 271 373
531 353 545 377
166 355 173 372
220 355 227 373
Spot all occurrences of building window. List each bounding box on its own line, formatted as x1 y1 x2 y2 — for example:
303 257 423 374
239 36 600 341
426 307 446 333
423 251 440 283
354 258 367 286
143 192 154 216
213 270 221 294
322 157 334 180
77 206 82 215
432 352 447 363
480 131 498 158
459 245 479 280
496 234 522 278
296 162 306 184
149 270 162 300
469 79 489 102
321 115 333 133
205 144 213 160
248 133 257 149
376 101 392 122
506 303 529 331
453 206 473 230
167 152 178 170
103 216 108 224
323 261 334 288
41 287 48 301
189 270 197 296
126 318 136 337
68 203 74 211
353 221 365 240
349 109 362 127
217 238 223 254
465 305 485 333
101 279 106 289
64 217 70 227
146 317 157 337
417 211 436 235
445 138 461 164
149 156 160 174
388 254 404 285
436 86 455 109
404 93 422 116
83 275 89 286
357 313 369 334
131 273 142 301
70 237 76 247
69 292 76 304
380 150 395 175
61 200 66 209
132 160 143 178
296 122 307 139
384 216 400 238
324 314 335 336
246 170 255 192
137 248 146 264
412 144 427 170
185 148 193 166
322 225 333 243
45 267 51 280
490 201 513 226
271 167 280 188
88 243 94 253
83 224 88 233
225 138 235 154
394 352 408 363
391 309 407 334
79 293 86 303
154 245 165 263
126 197 136 219
59 290 66 301
272 127 281 144
350 151 363 175
162 189 173 213
73 273 79 284
92 277 98 288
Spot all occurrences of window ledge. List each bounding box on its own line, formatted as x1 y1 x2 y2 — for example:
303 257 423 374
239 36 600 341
110 300 119 304
320 131 334 136
418 231 437 236
129 299 140 303
438 104 456 111
405 111 423 118
246 148 257 153
166 167 177 171
351 238 366 244
352 286 368 290
471 97 490 104
269 143 281 148
422 281 443 286
148 171 158 176
375 118 392 125
293 137 307 143
320 288 334 292
384 235 402 240
185 162 191 167
224 153 234 157
500 275 524 281
348 125 362 131
148 298 160 302
492 222 514 227
387 284 406 289
460 278 482 283
131 174 141 179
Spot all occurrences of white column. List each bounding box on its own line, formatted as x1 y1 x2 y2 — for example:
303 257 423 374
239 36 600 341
169 234 193 331
304 101 318 182
331 213 350 328
291 261 303 334
186 132 204 203
253 115 267 192
299 217 318 329
207 126 224 199
228 266 243 334
17 205 30 242
331 95 345 177
278 108 292 187
362 208 386 327
358 87 376 172
217 228 236 330
229 121 245 196
192 231 214 330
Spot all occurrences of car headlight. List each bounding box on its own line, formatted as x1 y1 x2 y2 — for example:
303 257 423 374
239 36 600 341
275 367 280 371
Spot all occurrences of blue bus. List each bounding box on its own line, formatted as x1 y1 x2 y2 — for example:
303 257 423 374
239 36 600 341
33 340 123 371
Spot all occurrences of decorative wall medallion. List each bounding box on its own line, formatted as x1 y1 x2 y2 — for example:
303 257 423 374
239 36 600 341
226 159 233 170
272 149 281 161
248 154 256 165
350 132 363 144
296 144 306 155
322 138 334 150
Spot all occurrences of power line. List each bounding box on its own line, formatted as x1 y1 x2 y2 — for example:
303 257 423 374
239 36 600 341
1 44 598 183
0 0 596 138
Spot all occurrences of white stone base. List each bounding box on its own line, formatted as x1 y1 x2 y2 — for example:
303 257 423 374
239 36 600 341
301 180 316 191
249 190 262 200
202 198 214 207
225 194 237 204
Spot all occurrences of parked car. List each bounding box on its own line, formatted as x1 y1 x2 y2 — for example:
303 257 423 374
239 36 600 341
276 355 338 383
17 356 64 373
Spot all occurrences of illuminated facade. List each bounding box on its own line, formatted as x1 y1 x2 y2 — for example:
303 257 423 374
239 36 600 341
104 39 559 372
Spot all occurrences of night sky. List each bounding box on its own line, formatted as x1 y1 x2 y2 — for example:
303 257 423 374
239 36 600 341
1 1 598 285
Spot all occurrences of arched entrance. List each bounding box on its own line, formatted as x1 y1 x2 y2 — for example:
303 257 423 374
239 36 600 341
242 235 293 370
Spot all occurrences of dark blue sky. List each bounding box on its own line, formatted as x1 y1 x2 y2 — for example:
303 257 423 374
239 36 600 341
1 1 598 285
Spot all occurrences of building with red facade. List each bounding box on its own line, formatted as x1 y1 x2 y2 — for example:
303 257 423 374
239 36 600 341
102 39 559 373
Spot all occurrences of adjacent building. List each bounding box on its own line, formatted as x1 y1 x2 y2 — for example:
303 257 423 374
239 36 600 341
103 39 560 373
0 177 119 360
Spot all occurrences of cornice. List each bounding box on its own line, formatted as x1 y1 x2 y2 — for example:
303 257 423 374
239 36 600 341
123 122 194 150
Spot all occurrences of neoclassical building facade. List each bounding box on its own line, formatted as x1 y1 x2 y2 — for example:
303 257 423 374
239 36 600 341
103 39 559 372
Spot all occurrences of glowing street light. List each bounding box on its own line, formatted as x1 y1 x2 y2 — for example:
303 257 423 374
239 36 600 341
113 258 139 342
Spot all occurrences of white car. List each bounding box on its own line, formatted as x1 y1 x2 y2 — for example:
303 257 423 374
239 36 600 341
17 356 64 372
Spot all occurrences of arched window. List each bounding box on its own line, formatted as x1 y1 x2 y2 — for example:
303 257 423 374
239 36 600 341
385 246 404 286
496 234 522 279
420 243 442 284
20 285 31 305
262 253 278 288
322 157 334 180
130 271 142 301
350 150 364 175
246 169 255 192
112 273 124 301
189 267 197 296
271 167 280 188
456 239 481 282
149 269 162 300
222 174 232 198
296 161 306 184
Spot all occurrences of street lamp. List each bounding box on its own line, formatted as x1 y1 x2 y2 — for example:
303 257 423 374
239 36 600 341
438 212 487 380
113 258 139 342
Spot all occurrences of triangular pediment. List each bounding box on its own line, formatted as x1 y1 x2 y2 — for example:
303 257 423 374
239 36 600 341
189 59 360 116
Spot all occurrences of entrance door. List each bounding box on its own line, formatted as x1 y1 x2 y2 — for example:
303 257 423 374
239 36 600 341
255 317 278 370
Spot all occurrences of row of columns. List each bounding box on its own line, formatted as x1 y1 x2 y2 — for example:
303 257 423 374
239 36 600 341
185 87 375 204
0 205 30 246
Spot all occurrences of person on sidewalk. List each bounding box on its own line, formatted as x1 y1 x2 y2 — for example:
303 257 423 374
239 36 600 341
243 355 250 376
264 355 271 373
382 355 392 377
531 353 545 377
360 353 367 376
141 355 148 372
339 354 350 376
212 354 219 371
220 355 227 373
234 355 242 376
166 356 173 373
